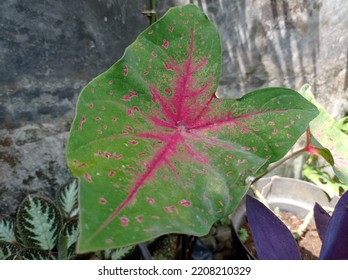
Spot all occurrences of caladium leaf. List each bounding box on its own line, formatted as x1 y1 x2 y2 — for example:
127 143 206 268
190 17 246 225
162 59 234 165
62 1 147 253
320 191 348 259
246 195 301 260
301 84 348 184
66 4 318 252
313 203 331 241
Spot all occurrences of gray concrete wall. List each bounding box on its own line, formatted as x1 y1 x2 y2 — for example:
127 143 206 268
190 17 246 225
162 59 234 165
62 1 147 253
1 0 347 215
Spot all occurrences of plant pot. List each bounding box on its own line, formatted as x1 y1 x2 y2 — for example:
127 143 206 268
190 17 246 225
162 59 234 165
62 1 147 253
230 176 339 259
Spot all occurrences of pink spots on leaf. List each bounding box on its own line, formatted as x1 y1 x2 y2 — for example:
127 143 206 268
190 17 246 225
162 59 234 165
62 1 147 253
95 117 101 121
128 140 138 145
151 216 160 220
121 91 138 101
121 217 129 227
169 26 174 32
275 143 280 147
123 66 128 76
290 119 295 124
162 39 169 49
272 128 278 135
109 80 113 85
108 171 116 177
240 127 249 134
124 126 134 132
164 88 172 95
184 19 189 24
112 117 117 122
264 146 269 151
179 199 192 207
97 129 102 134
88 103 94 108
78 116 86 130
136 216 143 223
284 125 290 129
146 197 155 204
253 127 260 132
242 146 251 151
287 134 292 139
151 51 157 57
268 121 275 126
105 239 112 244
143 71 149 75
138 152 147 156
164 61 174 71
127 108 133 116
253 147 258 152
109 90 113 95
99 197 107 204
84 173 92 182
164 206 178 214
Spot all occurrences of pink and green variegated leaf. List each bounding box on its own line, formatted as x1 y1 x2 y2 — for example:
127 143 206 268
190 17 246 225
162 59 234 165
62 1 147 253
66 5 318 253
301 84 348 184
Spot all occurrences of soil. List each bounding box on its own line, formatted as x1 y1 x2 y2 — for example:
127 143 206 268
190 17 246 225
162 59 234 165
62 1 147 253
242 211 322 260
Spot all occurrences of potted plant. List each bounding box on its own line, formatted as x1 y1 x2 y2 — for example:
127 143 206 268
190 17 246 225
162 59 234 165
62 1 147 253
245 190 348 259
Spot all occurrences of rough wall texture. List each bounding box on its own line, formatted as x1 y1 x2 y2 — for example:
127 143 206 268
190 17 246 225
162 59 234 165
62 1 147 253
1 0 347 215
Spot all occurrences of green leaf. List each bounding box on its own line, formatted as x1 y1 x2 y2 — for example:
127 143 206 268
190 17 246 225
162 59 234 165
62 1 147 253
301 84 348 184
0 216 16 242
335 116 348 135
59 218 79 259
102 246 135 260
0 241 19 260
303 166 348 198
57 178 79 218
67 5 318 252
16 195 63 250
17 248 56 260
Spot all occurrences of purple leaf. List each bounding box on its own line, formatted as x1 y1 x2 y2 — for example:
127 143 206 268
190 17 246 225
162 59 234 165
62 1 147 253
246 195 301 260
319 191 348 259
313 203 330 241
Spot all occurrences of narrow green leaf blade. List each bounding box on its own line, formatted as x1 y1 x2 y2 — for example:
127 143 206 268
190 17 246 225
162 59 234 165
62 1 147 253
57 178 79 218
59 218 79 259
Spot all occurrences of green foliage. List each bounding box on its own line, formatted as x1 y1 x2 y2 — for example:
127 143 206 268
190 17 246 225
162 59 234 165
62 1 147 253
0 178 134 260
238 228 249 243
57 178 79 219
301 84 348 184
16 195 63 250
303 159 348 198
66 4 318 253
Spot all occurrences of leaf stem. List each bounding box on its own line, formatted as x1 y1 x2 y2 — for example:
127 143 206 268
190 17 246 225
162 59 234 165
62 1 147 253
251 146 307 185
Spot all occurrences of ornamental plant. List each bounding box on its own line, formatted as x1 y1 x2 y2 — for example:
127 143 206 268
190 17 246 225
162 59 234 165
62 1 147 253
0 178 133 260
66 4 319 253
246 191 348 260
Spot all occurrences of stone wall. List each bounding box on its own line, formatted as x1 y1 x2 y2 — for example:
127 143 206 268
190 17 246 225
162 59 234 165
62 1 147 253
1 0 347 215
